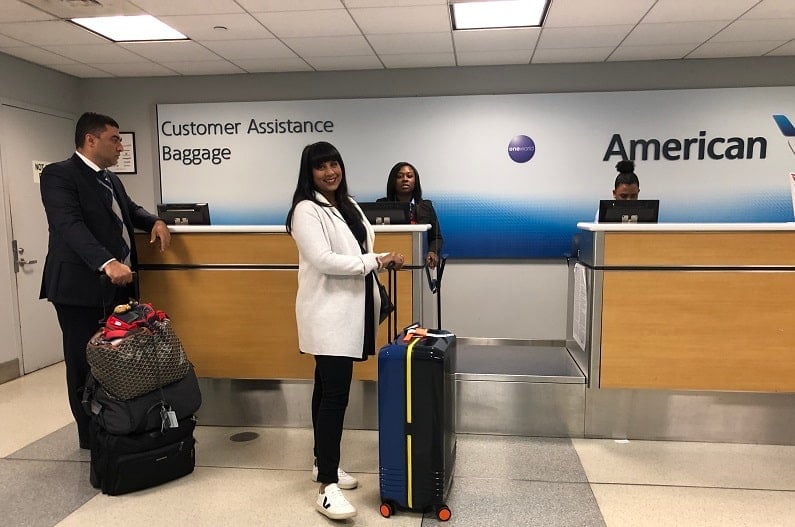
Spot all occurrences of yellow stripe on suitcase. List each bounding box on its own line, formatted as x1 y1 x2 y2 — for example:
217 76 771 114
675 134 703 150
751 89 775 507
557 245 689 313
405 337 420 509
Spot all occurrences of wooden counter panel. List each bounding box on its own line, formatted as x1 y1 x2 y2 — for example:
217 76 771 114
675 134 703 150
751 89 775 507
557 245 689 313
603 232 795 267
135 233 298 265
599 271 795 391
137 229 415 380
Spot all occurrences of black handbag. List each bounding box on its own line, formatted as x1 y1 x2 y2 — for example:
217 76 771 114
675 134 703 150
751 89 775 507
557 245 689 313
373 271 395 324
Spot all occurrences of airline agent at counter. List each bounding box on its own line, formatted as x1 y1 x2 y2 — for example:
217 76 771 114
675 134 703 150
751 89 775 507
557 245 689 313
378 161 443 268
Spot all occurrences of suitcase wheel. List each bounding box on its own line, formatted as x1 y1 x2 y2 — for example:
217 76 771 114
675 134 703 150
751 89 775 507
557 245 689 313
379 502 394 518
435 505 452 522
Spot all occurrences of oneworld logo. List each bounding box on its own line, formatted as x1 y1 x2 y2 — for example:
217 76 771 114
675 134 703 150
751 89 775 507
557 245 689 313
508 135 536 163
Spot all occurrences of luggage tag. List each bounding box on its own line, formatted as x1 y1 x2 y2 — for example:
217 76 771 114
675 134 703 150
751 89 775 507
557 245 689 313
160 404 179 430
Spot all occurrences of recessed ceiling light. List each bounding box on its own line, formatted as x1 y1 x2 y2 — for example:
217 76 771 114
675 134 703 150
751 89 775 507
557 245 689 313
451 0 550 30
71 15 188 42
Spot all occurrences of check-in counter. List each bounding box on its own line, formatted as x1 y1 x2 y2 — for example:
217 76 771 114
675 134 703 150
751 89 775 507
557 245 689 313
572 223 795 444
134 225 428 384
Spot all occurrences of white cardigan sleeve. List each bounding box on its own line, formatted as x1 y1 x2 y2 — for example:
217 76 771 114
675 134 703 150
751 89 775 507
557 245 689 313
291 200 380 276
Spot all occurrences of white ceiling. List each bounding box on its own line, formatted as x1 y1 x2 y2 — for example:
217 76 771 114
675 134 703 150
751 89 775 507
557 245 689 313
0 0 793 78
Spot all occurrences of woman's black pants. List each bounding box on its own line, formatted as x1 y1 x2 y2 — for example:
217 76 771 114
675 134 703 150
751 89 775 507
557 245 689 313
312 355 354 484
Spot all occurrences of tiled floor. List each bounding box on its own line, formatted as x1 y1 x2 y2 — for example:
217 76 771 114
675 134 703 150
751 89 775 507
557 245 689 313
2 363 794 527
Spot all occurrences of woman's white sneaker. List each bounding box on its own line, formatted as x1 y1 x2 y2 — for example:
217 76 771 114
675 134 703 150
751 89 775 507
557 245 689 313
312 464 359 490
316 483 357 520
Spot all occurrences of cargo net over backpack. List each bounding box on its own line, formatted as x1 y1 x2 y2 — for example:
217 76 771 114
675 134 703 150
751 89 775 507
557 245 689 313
87 301 191 400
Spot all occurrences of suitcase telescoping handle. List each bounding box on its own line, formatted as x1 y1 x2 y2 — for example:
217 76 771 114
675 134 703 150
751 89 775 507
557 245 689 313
424 256 447 331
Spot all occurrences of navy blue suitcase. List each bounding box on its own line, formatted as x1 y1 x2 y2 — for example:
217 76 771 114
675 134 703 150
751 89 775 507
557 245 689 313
377 332 456 521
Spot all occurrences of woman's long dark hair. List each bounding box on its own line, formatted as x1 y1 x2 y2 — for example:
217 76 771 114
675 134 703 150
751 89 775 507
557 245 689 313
285 141 361 233
385 161 423 201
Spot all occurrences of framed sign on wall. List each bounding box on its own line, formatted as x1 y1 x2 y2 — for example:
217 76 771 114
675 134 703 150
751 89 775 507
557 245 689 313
110 131 137 174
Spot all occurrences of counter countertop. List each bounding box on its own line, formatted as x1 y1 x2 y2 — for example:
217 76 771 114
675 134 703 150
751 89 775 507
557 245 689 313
162 224 431 234
577 222 795 232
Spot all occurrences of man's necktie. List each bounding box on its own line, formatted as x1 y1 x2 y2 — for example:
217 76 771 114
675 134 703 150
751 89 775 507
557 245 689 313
97 170 131 265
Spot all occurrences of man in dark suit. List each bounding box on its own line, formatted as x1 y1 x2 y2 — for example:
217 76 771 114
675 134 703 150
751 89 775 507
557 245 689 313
39 112 171 449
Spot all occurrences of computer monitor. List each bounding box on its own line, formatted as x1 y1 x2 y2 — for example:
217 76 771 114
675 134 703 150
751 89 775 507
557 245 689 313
156 203 211 225
358 201 410 225
598 199 659 223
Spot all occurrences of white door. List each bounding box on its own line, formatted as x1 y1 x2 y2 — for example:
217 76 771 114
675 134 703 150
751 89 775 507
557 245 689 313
0 102 75 373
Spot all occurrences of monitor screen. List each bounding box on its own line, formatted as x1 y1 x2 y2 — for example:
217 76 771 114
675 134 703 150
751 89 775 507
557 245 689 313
598 199 659 223
156 203 211 225
358 201 410 225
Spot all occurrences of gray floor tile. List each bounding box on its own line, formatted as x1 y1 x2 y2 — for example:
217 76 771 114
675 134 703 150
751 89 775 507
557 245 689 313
7 423 89 463
421 477 606 527
0 458 98 527
454 434 588 482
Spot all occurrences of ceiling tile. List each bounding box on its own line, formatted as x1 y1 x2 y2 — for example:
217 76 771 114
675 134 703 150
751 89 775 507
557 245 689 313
0 0 56 22
609 44 697 61
129 0 244 16
237 0 344 11
0 21 108 46
305 55 383 70
711 18 795 42
47 63 114 78
532 47 613 63
456 50 532 66
688 40 786 58
0 45 77 65
453 28 540 52
545 0 655 27
158 14 274 40
766 40 795 56
119 40 221 61
743 0 795 19
283 36 373 57
202 39 297 60
345 0 445 6
159 60 247 75
644 0 759 23
254 10 358 38
350 5 450 34
367 32 452 55
22 0 144 18
41 43 147 63
0 34 27 47
623 21 728 46
537 25 633 49
90 62 178 77
231 57 313 72
380 52 455 68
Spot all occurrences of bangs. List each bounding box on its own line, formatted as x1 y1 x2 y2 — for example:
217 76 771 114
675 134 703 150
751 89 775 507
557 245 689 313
308 142 342 168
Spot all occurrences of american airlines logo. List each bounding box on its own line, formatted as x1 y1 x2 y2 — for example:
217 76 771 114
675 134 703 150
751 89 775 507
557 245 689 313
773 114 795 156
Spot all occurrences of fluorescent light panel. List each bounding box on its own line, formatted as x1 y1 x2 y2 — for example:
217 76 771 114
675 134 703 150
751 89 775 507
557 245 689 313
71 15 187 42
452 0 549 30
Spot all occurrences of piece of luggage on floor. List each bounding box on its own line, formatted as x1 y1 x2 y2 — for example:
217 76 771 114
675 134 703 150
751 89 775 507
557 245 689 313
377 331 457 521
84 295 201 495
82 365 202 435
89 416 196 496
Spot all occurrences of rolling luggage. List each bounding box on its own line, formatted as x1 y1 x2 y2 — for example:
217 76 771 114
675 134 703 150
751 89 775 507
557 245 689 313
84 292 200 495
89 416 196 496
377 331 457 521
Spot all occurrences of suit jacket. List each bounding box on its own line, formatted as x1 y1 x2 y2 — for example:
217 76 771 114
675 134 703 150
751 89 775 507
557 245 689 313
39 153 160 307
376 197 443 254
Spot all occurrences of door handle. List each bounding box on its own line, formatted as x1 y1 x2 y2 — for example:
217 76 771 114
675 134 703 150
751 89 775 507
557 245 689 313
12 241 38 272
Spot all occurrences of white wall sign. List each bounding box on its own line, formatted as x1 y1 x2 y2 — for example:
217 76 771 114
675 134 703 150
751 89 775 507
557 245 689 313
157 87 795 258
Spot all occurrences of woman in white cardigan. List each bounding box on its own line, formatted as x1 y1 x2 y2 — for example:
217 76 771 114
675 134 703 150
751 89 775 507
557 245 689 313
285 142 404 520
